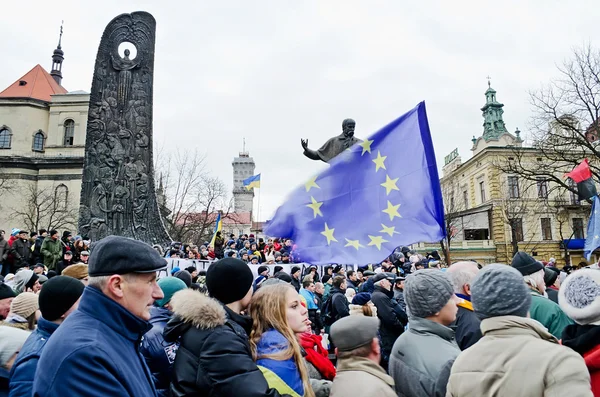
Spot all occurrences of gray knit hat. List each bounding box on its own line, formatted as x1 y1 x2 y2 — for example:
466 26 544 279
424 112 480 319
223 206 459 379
471 264 531 320
404 269 454 318
559 268 600 325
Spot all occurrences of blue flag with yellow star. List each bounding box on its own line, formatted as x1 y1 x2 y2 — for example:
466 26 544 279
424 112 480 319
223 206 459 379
265 102 445 265
584 195 600 260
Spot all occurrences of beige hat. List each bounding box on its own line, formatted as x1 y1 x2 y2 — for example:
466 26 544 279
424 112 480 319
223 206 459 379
10 292 39 319
61 264 89 280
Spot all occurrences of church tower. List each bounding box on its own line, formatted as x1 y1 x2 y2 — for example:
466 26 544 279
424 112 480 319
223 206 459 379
480 79 509 141
232 142 255 213
50 22 64 85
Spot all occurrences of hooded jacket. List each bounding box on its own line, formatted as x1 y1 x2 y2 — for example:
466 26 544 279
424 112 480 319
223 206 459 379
32 286 157 397
562 323 600 396
40 237 61 270
529 289 573 339
447 316 592 397
9 317 58 397
163 289 286 397
140 306 177 397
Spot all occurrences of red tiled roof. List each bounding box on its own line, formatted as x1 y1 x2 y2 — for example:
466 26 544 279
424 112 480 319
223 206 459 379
175 212 252 226
0 64 67 102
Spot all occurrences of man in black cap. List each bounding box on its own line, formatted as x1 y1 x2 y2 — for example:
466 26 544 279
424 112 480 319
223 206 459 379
165 258 287 397
34 235 167 397
290 266 301 292
370 272 408 370
330 316 396 397
10 276 84 396
0 282 15 320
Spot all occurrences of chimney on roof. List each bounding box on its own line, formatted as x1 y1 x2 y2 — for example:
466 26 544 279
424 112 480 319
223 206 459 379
50 21 64 86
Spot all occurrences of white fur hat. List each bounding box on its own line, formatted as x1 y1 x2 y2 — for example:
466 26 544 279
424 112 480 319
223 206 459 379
559 268 600 325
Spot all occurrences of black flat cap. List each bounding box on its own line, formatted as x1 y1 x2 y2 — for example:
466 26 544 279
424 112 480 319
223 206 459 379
372 272 396 283
88 235 167 277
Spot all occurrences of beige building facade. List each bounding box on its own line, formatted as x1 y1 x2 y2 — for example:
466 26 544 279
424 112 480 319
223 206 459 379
0 42 90 233
415 83 591 266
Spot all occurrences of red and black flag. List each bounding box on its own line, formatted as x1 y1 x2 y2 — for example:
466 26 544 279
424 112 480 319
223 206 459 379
565 159 597 201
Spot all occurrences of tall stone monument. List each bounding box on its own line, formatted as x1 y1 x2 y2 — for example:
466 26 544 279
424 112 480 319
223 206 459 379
78 11 171 246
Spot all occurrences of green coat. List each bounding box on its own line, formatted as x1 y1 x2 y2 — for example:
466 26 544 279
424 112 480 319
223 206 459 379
40 237 62 270
529 290 573 339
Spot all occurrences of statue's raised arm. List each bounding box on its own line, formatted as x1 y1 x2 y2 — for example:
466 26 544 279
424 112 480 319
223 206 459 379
301 118 361 163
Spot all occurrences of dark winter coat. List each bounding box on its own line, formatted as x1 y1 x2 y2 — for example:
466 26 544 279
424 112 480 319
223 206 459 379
0 236 8 263
371 286 408 355
328 287 350 324
10 239 31 269
31 236 45 265
452 300 482 350
9 317 59 397
163 289 287 397
40 237 61 270
359 278 375 294
291 276 301 292
562 323 600 396
140 306 177 397
33 286 157 397
393 288 406 312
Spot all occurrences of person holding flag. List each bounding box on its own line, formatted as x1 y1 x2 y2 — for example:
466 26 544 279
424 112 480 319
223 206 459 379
209 213 224 259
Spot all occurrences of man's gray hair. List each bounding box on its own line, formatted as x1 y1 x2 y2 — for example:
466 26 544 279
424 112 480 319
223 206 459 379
88 275 111 289
448 263 479 294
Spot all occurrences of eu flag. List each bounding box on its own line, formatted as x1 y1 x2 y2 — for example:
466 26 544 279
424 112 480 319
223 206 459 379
265 102 445 265
584 196 600 260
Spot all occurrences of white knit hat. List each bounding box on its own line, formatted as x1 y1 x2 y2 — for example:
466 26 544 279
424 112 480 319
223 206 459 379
559 268 600 325
0 327 30 366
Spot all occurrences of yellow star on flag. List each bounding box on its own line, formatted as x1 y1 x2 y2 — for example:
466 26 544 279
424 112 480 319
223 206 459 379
382 200 401 220
380 224 399 237
344 238 364 250
359 139 374 155
381 174 399 195
321 223 338 245
368 235 389 250
305 176 320 192
372 151 387 172
306 196 323 218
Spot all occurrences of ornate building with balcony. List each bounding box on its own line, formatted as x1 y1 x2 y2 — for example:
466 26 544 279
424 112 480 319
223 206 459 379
435 82 590 266
0 33 90 231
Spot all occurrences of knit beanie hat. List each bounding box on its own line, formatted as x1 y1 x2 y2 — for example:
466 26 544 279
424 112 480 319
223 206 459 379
155 277 187 308
25 273 39 290
352 292 372 306
404 269 454 318
39 276 85 321
10 292 39 319
511 251 543 276
471 264 531 320
206 258 253 304
0 283 16 300
174 270 192 288
0 327 30 367
559 269 600 325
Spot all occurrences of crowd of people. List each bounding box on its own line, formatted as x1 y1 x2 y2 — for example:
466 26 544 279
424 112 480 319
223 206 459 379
1 231 600 396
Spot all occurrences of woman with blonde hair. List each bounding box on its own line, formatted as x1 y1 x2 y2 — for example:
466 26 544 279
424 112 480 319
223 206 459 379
250 283 315 397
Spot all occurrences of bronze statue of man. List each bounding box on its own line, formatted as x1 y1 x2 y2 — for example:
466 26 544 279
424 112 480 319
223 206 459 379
301 118 362 163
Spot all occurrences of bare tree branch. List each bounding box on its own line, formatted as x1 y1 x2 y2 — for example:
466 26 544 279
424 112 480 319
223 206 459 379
10 184 78 232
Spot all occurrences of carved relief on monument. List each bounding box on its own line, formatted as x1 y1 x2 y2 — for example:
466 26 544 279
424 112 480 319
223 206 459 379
79 12 170 245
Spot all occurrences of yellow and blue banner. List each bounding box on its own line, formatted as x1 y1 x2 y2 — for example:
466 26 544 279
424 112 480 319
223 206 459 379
209 212 222 247
243 174 261 191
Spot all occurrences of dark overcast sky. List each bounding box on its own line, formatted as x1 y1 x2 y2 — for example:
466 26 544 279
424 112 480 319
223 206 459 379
1 1 597 219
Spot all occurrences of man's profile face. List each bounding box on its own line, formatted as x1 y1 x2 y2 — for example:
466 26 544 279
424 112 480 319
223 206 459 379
308 283 316 292
121 272 164 321
51 233 59 240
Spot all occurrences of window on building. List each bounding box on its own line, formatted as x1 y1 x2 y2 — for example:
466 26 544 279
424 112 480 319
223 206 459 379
63 119 75 146
568 178 580 205
449 195 455 211
0 128 11 148
463 190 468 209
479 181 486 203
508 176 519 198
541 218 552 240
464 229 489 240
55 184 68 211
537 178 549 199
510 218 524 242
573 218 585 239
32 131 45 151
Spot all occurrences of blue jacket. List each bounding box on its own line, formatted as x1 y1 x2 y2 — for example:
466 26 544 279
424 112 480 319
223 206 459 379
299 289 318 310
256 329 304 396
9 317 59 397
140 306 177 397
33 286 157 397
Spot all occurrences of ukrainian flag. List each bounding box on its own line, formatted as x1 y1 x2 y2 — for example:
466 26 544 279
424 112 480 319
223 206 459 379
243 174 261 191
209 212 222 247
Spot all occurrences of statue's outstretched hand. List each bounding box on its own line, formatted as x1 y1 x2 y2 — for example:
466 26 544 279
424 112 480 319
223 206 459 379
301 138 309 150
